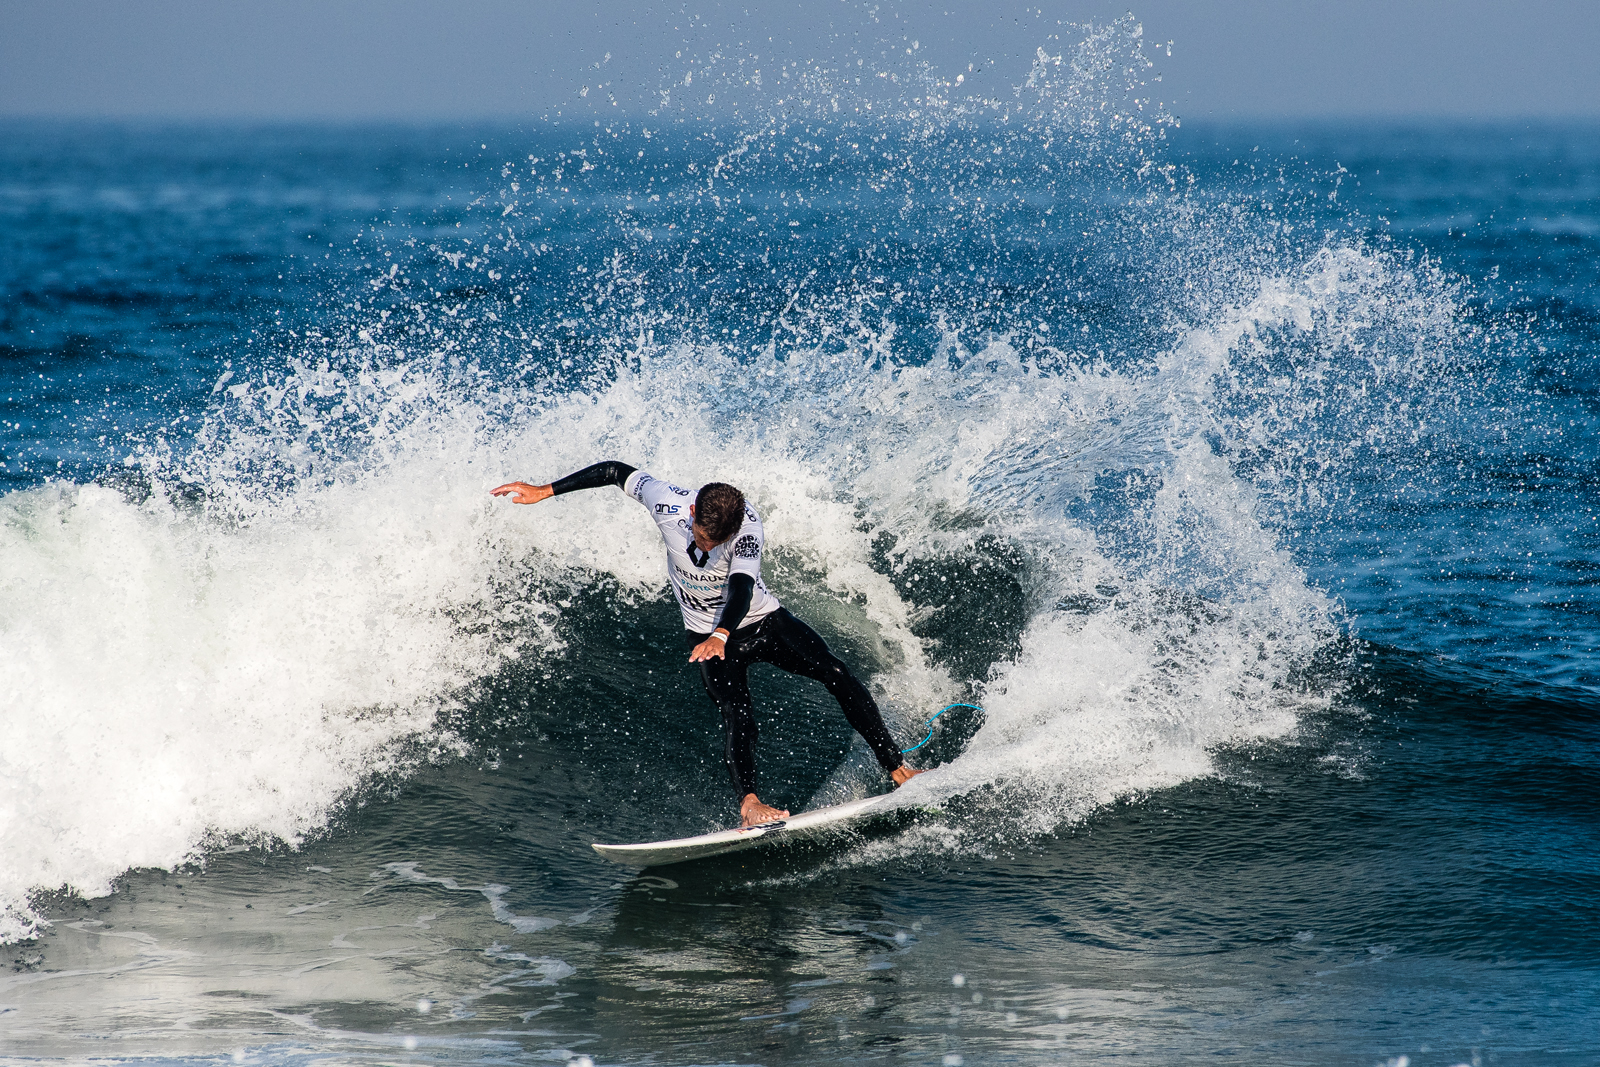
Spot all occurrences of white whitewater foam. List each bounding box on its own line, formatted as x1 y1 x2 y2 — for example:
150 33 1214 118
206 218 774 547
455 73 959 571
0 469 498 941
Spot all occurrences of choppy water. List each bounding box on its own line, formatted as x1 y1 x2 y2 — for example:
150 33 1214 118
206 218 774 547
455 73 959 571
2 20 1598 1066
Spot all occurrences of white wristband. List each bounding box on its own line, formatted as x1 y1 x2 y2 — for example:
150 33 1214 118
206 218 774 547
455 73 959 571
707 631 727 643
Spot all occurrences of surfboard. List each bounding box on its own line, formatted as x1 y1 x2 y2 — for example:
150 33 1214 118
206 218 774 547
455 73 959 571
591 792 900 867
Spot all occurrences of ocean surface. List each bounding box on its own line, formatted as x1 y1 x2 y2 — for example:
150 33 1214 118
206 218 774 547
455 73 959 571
3 21 1598 1066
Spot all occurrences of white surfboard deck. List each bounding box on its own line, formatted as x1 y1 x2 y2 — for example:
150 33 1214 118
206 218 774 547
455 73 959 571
592 792 902 867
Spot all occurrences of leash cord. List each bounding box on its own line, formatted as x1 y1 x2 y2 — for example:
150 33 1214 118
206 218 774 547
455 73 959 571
900 702 983 754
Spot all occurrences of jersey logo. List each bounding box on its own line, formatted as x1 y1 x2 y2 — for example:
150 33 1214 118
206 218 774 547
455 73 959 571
672 486 692 496
687 543 711 569
733 535 760 559
676 587 720 609
655 503 680 514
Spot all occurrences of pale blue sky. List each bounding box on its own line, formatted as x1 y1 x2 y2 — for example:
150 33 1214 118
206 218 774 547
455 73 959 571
2 0 1597 121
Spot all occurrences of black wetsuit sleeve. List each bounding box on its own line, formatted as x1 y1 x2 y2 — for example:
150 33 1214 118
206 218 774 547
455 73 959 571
716 572 755 632
550 460 637 496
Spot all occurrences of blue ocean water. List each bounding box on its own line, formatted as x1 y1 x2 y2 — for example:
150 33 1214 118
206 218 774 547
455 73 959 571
2 22 1598 1066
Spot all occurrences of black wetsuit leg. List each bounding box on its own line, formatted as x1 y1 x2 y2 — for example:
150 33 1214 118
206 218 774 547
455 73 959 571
688 627 762 797
689 609 904 799
755 608 905 774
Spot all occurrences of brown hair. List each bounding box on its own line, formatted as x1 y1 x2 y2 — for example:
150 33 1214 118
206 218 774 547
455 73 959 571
694 482 746 542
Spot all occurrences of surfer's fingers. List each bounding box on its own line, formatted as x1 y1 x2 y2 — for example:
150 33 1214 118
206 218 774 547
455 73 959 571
490 481 549 500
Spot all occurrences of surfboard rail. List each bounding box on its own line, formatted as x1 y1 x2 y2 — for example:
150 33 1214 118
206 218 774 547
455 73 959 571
591 793 898 867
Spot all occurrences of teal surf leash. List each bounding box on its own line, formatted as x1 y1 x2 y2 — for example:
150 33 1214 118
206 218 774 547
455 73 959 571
901 703 982 754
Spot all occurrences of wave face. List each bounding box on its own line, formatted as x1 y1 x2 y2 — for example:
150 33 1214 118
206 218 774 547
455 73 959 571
0 18 1577 960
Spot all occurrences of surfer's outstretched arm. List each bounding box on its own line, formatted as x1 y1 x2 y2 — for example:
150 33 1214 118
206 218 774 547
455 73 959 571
492 460 638 503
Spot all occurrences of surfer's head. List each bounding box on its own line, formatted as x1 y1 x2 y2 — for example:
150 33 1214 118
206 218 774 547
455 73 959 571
690 482 745 548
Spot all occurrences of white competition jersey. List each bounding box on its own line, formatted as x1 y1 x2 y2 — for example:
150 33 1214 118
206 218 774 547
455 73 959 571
624 469 782 633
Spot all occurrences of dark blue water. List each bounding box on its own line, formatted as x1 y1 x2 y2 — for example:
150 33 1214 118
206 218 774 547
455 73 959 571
2 23 1597 1066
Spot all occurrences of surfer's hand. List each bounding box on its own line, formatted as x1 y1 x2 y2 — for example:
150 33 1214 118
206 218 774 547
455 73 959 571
890 765 924 787
491 481 554 505
689 631 729 662
740 794 789 826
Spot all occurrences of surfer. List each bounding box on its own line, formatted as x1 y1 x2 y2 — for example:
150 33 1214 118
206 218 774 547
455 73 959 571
492 461 922 826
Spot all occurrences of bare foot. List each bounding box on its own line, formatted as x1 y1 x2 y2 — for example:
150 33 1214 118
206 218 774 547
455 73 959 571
740 794 790 827
890 765 924 787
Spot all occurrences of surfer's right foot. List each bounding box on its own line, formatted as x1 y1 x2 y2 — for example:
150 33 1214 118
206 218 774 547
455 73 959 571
740 793 789 826
890 765 924 787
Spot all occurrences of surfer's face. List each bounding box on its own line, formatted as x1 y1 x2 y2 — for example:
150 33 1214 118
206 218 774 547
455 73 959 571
688 505 727 553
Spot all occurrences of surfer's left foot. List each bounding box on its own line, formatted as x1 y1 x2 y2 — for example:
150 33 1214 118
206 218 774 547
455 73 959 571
890 765 924 787
740 793 790 827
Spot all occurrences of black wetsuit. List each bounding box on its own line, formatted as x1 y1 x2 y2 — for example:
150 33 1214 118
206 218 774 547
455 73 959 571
685 609 903 798
550 460 906 797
